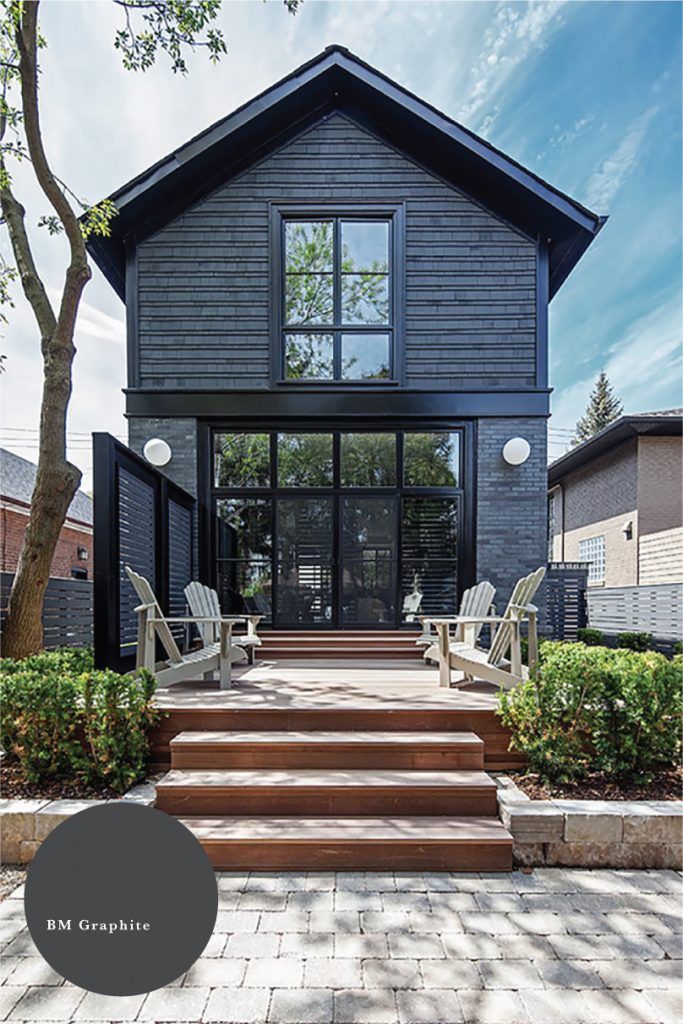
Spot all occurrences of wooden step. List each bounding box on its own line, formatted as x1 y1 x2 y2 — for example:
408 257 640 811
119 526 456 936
178 815 513 871
170 730 484 770
156 768 498 817
257 645 422 660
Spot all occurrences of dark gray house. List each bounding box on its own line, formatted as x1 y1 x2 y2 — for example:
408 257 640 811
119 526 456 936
89 46 604 633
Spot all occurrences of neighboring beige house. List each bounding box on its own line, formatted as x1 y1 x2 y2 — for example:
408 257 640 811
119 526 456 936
548 411 683 588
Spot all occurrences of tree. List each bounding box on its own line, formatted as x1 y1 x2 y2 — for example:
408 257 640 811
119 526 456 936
573 371 623 444
0 0 299 658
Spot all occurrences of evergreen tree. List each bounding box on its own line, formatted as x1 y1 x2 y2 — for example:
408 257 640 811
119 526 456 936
573 371 623 444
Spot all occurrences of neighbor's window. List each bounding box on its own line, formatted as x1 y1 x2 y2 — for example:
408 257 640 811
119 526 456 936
282 216 393 381
578 535 605 583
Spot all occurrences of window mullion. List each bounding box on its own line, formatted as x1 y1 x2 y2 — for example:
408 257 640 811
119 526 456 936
333 218 341 378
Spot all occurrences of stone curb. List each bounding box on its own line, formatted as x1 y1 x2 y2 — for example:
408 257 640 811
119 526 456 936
0 782 156 865
496 776 683 869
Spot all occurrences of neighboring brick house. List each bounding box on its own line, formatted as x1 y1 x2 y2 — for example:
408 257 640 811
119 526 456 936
0 449 93 579
548 411 683 588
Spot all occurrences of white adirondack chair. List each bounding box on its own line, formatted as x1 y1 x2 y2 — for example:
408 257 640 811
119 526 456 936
432 567 546 689
418 580 496 659
402 589 423 623
184 580 262 665
125 566 233 690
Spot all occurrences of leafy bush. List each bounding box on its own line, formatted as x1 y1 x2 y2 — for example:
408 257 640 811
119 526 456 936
673 641 683 657
0 648 162 793
499 642 682 783
616 631 652 652
577 627 603 646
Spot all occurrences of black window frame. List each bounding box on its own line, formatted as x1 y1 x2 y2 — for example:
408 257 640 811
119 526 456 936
269 203 405 387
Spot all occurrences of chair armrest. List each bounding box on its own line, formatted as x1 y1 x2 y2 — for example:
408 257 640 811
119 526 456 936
147 616 222 624
449 615 510 626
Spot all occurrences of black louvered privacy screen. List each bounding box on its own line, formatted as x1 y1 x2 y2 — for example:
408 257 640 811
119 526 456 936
93 433 195 671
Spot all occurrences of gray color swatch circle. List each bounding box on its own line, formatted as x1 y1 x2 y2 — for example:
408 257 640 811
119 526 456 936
24 803 217 995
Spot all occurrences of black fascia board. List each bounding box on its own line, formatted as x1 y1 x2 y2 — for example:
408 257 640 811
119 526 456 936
548 415 683 486
87 45 604 301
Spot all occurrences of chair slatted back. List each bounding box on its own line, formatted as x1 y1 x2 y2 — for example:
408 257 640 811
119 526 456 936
488 567 546 666
125 565 183 665
459 580 496 640
184 581 221 646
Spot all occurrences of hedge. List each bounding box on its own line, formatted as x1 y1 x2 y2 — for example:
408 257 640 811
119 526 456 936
498 641 682 783
0 648 163 794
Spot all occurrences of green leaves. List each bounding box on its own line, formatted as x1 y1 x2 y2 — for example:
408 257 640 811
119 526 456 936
498 641 682 783
113 0 229 74
0 648 164 793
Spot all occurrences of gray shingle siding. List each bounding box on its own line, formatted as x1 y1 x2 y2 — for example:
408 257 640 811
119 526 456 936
135 112 536 390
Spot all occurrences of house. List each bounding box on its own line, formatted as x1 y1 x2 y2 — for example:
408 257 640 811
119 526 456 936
548 411 683 646
0 448 93 580
548 411 683 587
87 46 604 633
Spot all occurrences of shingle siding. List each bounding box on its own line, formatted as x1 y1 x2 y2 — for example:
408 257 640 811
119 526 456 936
135 112 537 390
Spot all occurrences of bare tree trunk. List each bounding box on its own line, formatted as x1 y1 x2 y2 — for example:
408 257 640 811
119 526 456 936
1 1 90 658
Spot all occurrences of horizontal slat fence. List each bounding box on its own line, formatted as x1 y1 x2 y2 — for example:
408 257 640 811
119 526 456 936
587 583 683 642
1 572 93 650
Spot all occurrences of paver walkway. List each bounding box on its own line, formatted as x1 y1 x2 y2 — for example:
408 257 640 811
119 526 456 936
1 868 681 1023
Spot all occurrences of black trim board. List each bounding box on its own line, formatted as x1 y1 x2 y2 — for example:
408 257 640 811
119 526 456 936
126 388 551 420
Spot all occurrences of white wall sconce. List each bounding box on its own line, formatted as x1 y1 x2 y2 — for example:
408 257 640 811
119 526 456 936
502 437 531 466
143 437 172 467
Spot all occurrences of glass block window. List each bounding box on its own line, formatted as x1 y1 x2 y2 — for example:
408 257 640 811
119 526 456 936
578 535 605 582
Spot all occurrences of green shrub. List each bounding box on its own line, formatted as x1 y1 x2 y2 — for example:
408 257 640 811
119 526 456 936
673 641 683 657
498 642 682 783
577 627 603 646
0 648 162 793
616 631 652 652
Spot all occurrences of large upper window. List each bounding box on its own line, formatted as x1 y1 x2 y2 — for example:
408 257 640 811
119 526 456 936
281 214 395 382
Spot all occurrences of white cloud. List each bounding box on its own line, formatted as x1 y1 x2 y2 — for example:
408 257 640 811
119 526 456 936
583 105 658 211
458 1 567 126
551 294 683 433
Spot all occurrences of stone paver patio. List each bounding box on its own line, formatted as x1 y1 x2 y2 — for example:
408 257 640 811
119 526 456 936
1 868 681 1023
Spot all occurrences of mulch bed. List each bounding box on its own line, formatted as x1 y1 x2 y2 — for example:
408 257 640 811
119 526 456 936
511 767 683 802
0 763 162 801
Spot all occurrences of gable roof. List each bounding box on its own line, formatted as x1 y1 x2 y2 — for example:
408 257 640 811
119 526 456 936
88 45 605 301
0 448 93 526
548 411 683 486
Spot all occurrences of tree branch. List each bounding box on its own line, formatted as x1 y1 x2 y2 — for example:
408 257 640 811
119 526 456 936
0 185 56 339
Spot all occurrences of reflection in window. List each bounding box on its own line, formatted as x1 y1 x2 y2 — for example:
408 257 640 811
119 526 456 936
401 497 458 618
285 333 334 379
215 434 270 488
278 434 333 487
277 497 333 624
215 498 272 620
340 433 396 487
281 214 392 381
404 433 460 487
341 334 390 380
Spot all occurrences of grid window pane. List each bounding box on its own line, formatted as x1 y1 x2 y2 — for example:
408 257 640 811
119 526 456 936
404 433 460 487
285 274 333 325
217 560 272 620
579 535 605 582
278 433 333 487
285 221 333 272
285 333 334 379
340 433 396 487
341 334 390 380
215 433 270 488
341 274 389 325
341 221 389 273
215 498 272 561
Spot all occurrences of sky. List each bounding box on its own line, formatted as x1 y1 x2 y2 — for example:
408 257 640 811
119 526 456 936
1 0 681 488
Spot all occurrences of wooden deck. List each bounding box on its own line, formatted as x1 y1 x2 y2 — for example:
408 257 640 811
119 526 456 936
151 659 522 771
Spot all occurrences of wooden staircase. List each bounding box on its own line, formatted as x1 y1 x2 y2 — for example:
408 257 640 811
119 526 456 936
256 630 424 660
155 716 513 871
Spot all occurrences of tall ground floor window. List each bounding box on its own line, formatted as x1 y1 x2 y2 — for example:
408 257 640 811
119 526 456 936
209 425 470 628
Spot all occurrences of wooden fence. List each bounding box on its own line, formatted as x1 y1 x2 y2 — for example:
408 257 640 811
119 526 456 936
0 572 93 650
587 583 683 642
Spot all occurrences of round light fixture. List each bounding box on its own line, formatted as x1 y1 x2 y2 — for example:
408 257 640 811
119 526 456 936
143 437 172 467
502 437 531 466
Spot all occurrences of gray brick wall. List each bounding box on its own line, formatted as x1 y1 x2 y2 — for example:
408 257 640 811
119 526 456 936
562 441 637 532
476 418 548 619
135 112 536 390
128 418 198 498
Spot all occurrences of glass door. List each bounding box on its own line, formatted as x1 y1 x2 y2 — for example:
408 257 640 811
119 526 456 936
276 496 334 625
340 496 397 626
